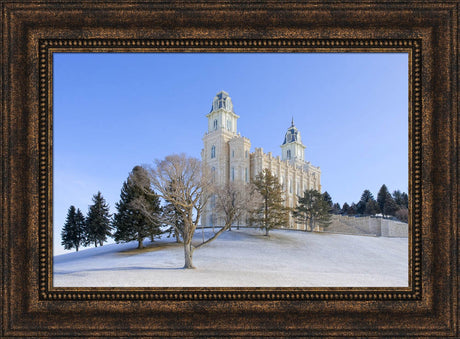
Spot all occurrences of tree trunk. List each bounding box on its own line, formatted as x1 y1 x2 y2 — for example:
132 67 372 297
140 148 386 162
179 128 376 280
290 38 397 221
174 228 180 243
265 227 269 236
183 243 195 269
94 241 97 247
137 238 144 249
100 241 103 246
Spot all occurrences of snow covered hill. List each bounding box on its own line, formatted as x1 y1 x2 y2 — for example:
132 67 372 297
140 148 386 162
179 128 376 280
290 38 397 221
53 228 408 287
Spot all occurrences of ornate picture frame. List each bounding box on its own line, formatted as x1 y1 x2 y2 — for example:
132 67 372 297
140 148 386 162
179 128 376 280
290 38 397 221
1 1 457 336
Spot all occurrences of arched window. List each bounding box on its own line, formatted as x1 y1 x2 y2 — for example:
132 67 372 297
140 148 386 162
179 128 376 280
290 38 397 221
213 119 218 130
245 150 248 158
289 179 292 193
231 167 235 182
211 145 216 158
232 150 235 158
227 119 232 131
245 168 248 182
287 150 291 160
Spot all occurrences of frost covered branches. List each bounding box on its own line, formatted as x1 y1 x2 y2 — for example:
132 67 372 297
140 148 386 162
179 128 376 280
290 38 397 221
214 182 259 230
138 153 215 269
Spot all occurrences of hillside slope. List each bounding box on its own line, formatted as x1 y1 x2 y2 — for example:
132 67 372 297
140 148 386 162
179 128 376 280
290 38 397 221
54 228 408 287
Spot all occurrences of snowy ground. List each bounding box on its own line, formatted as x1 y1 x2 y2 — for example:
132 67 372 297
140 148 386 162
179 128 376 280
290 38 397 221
53 228 408 287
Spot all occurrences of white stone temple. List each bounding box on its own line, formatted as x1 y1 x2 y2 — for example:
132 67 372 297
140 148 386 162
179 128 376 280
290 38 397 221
201 91 321 229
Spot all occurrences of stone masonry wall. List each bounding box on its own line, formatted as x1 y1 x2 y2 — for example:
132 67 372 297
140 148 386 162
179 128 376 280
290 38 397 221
325 215 408 237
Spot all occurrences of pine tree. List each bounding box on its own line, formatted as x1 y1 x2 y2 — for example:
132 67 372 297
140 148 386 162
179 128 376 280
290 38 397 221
249 169 289 236
331 202 341 214
112 166 162 249
365 199 380 215
401 192 409 208
377 184 389 215
357 189 375 215
392 190 404 206
61 205 85 252
293 189 331 231
377 185 400 218
383 192 398 217
162 201 184 243
348 203 357 215
322 191 333 208
85 191 112 247
393 190 409 209
341 202 350 215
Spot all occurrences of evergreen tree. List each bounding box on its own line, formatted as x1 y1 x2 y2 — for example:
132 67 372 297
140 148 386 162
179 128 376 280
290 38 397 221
61 205 85 252
85 191 112 247
393 190 409 209
392 190 404 207
341 202 350 215
293 189 331 231
112 166 162 249
357 189 375 215
365 199 380 215
249 169 290 236
322 191 333 208
383 192 398 217
348 203 357 215
377 185 400 218
377 184 390 215
161 179 185 243
401 192 409 208
331 202 341 214
162 201 184 243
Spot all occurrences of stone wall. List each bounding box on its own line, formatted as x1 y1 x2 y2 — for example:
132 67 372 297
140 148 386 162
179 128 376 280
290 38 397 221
325 215 408 238
380 219 408 237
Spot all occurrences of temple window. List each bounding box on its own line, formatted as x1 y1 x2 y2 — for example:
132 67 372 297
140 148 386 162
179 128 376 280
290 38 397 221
211 145 216 158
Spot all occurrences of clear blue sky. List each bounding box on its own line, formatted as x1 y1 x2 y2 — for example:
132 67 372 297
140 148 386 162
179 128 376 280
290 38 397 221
53 52 408 254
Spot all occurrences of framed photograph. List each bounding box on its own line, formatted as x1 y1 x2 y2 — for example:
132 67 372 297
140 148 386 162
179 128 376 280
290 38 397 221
1 0 458 337
52 52 409 288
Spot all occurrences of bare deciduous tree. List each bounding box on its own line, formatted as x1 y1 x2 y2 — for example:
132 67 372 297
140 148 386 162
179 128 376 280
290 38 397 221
214 182 261 231
133 153 221 269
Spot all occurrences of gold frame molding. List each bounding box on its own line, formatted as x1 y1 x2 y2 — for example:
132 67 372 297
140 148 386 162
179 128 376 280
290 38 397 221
2 1 458 337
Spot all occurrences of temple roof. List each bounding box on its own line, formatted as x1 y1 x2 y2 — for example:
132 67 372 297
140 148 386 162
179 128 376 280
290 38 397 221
210 90 234 113
282 118 303 145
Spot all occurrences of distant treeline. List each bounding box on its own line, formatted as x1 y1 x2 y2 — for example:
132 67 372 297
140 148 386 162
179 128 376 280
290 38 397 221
324 184 408 223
